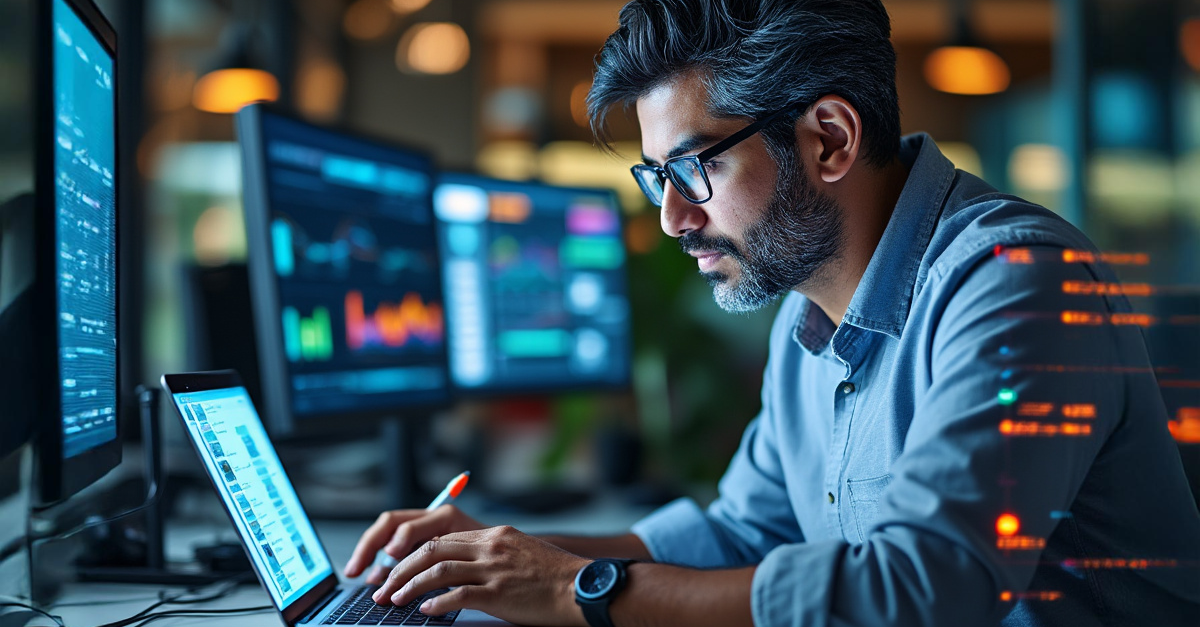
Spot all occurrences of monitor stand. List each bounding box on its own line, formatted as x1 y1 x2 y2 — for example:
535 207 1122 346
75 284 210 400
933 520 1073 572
73 386 253 586
382 415 435 510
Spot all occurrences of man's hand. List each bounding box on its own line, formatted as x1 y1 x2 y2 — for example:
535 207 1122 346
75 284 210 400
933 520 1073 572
373 525 590 627
344 505 486 583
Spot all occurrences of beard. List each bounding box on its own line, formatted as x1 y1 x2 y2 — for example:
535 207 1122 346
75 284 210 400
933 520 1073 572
678 153 845 313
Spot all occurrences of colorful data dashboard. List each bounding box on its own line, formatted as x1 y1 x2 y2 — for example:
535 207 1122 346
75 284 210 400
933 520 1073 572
435 174 631 393
240 109 450 424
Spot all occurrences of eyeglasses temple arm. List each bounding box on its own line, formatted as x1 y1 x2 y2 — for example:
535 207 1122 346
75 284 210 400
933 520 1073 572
696 104 802 162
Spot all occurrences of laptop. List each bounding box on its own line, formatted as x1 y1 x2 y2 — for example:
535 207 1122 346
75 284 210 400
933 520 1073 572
162 370 515 626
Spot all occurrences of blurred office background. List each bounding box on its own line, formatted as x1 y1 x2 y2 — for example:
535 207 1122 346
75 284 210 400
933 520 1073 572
3 0 1200 515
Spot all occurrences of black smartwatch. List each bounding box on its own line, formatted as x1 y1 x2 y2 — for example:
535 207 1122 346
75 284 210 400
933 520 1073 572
574 558 635 627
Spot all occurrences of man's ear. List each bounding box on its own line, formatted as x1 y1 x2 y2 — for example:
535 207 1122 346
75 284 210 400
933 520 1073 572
796 95 862 184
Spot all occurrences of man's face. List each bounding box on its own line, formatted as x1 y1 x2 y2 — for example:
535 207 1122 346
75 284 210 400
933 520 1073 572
636 73 845 312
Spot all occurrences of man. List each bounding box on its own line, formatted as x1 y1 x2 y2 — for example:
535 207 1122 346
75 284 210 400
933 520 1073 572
344 1 1200 625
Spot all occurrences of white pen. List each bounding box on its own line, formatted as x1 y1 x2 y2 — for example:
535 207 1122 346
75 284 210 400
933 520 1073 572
373 471 471 570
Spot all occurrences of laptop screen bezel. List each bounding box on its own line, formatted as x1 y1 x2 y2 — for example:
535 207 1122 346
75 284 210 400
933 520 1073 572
161 369 340 624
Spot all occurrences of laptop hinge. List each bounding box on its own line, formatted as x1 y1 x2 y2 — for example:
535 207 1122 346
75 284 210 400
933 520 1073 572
298 587 341 624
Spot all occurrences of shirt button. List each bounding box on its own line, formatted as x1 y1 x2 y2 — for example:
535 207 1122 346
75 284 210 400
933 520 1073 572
842 382 855 394
827 492 835 504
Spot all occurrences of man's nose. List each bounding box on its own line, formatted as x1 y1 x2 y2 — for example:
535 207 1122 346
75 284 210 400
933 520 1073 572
660 183 707 238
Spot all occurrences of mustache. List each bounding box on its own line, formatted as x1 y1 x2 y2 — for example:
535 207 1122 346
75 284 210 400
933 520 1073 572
678 231 745 261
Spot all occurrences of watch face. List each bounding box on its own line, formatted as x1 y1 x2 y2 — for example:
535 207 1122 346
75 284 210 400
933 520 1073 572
577 561 619 599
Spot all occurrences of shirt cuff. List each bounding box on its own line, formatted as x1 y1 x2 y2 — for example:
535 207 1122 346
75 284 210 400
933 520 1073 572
630 497 731 569
751 540 844 627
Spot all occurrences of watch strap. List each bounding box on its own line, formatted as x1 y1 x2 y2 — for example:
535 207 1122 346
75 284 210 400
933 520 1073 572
580 600 617 627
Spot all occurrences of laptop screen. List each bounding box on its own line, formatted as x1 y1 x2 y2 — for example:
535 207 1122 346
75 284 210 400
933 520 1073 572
171 386 334 609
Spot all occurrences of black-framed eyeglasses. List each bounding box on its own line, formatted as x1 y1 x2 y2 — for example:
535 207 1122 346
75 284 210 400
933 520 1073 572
630 103 803 207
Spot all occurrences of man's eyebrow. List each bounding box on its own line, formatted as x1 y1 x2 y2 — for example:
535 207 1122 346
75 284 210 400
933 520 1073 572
641 134 721 165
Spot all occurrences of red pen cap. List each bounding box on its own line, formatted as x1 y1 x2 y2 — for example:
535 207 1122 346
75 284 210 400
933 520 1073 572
448 471 470 498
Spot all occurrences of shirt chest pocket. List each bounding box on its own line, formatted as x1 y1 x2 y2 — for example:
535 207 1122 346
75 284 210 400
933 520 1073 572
846 473 893 543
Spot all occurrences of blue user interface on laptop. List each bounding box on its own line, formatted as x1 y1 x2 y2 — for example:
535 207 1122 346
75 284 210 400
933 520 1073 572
171 386 333 608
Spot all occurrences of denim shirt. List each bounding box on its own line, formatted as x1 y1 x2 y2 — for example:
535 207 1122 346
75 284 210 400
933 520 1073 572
632 134 1200 626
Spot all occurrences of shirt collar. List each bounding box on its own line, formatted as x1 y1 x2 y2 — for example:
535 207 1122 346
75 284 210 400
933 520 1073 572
793 133 956 352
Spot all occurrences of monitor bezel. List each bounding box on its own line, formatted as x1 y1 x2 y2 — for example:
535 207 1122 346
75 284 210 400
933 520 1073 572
160 369 340 623
33 0 122 506
237 103 452 437
435 171 635 398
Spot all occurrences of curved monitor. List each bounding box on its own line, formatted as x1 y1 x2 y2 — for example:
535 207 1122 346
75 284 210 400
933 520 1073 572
237 106 450 435
435 173 632 395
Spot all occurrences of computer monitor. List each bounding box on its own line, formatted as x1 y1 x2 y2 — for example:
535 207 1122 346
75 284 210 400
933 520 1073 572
434 173 632 395
27 0 121 504
237 105 451 436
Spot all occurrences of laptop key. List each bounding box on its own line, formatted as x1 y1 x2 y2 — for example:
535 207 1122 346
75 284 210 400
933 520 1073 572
404 589 455 625
324 603 356 625
425 610 459 626
359 608 391 624
375 597 418 625
339 609 369 621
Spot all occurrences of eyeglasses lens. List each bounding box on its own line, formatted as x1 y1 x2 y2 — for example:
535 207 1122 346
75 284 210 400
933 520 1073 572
633 166 665 206
666 158 710 203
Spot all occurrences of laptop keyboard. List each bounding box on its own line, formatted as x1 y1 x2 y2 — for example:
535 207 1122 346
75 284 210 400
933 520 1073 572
321 585 459 626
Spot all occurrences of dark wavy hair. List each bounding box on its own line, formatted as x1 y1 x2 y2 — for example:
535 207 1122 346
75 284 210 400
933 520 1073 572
587 0 901 168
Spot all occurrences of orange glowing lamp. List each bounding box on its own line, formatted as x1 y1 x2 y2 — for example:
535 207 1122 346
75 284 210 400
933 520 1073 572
923 5 1010 96
193 25 281 114
193 68 279 114
924 46 1010 95
996 513 1021 537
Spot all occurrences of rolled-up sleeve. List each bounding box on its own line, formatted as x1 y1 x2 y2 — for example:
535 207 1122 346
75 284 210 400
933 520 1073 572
750 247 1125 626
630 496 730 568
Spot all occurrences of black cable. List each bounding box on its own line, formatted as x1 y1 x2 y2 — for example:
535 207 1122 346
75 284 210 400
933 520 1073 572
118 606 273 627
93 572 256 627
48 570 253 611
0 601 65 627
154 571 254 605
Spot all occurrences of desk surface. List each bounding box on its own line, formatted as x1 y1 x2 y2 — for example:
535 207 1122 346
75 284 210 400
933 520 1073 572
44 496 652 627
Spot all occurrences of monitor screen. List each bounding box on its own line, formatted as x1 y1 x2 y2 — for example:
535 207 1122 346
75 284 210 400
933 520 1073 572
53 0 117 459
170 386 333 609
240 109 449 426
434 174 631 393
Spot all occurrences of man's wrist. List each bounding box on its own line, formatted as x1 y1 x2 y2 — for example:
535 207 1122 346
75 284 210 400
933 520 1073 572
562 556 591 627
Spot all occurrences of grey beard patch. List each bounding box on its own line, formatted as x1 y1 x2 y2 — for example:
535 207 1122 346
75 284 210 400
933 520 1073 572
681 156 844 313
